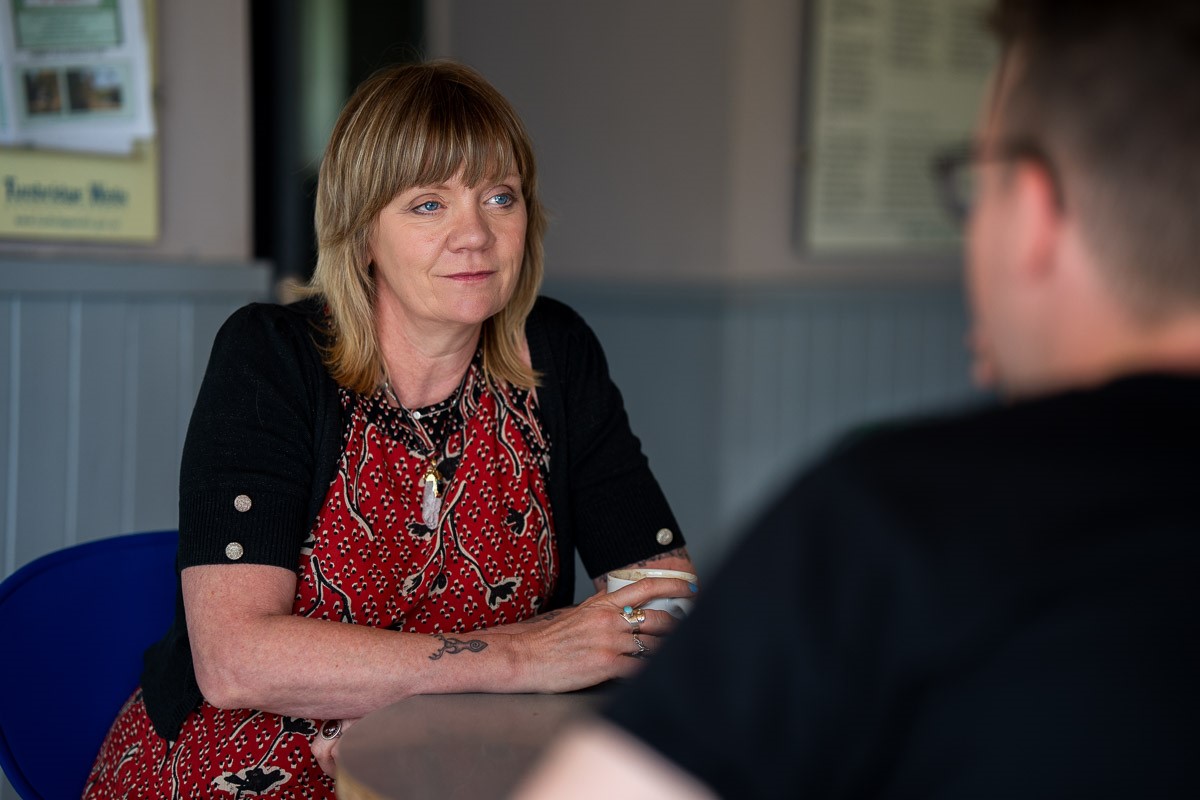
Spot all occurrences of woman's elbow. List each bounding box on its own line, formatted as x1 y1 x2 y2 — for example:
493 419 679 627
193 650 256 710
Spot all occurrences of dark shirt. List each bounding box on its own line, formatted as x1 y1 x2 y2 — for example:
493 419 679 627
605 374 1200 799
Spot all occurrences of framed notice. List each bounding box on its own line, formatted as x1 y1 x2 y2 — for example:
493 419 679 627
0 0 157 243
795 0 997 260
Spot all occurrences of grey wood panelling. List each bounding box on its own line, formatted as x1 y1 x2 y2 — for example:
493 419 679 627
77 300 131 544
0 260 271 579
1 267 975 582
15 299 73 566
550 282 979 574
717 287 976 539
1 301 12 575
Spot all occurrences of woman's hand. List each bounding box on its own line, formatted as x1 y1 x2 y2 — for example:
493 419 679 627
312 716 359 777
505 576 695 693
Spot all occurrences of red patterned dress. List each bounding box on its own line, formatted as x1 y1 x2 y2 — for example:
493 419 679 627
85 353 557 798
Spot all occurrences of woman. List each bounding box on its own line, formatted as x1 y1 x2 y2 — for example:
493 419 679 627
85 61 695 798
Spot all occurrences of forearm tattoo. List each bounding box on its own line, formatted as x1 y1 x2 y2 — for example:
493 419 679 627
428 633 488 661
628 546 691 568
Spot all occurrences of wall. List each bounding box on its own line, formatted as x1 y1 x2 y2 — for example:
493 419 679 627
0 261 269 575
438 0 736 283
439 0 979 579
0 0 253 261
0 4 259 795
0 2 258 578
551 281 974 584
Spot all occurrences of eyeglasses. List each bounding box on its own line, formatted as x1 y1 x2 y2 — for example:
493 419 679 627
931 139 1060 225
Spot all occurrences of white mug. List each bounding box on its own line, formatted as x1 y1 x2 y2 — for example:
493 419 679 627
606 568 697 619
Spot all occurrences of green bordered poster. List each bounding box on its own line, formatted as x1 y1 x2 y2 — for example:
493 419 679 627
0 0 157 243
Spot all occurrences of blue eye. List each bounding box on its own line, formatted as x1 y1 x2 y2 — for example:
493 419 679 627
414 200 442 214
490 193 513 207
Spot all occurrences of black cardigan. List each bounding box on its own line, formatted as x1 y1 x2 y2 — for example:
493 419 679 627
141 296 683 740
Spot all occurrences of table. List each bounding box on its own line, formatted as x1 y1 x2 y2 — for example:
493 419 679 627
335 687 607 799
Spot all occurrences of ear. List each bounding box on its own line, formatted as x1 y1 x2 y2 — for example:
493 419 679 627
1009 159 1065 283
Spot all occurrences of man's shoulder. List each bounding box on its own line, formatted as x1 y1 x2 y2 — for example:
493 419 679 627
818 399 1007 480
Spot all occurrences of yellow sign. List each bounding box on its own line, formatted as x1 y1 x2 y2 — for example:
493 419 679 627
0 139 159 242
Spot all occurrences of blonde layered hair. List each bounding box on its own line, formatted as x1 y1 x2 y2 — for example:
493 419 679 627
302 60 547 394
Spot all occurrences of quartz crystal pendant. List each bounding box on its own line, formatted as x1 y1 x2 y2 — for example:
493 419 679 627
421 462 442 528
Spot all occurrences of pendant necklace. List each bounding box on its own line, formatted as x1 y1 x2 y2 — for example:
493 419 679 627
383 375 462 528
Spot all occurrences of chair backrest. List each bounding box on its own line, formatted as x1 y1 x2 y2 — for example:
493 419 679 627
0 530 178 800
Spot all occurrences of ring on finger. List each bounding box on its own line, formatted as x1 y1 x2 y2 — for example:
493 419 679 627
632 635 650 656
620 605 646 634
320 719 342 741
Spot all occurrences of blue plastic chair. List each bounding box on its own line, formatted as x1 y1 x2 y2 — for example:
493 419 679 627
0 530 178 800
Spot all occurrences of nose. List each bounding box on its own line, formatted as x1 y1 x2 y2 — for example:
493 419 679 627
448 204 494 251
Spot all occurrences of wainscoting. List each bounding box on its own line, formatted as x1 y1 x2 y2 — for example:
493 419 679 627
1 268 976 580
550 280 979 576
0 260 271 578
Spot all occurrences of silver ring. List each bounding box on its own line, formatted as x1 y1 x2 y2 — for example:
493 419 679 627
632 635 649 655
320 719 342 740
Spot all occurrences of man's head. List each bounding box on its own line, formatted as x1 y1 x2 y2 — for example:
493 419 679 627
965 0 1200 395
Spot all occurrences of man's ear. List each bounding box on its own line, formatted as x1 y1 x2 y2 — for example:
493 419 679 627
1009 159 1065 282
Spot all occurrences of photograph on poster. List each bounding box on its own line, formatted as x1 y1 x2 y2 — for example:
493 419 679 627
67 64 124 112
21 67 60 115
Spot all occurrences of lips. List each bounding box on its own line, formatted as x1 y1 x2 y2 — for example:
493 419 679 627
444 271 495 282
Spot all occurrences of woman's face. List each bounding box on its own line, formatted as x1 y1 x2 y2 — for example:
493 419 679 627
368 171 527 339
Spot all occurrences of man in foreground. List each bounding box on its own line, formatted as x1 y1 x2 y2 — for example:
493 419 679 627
516 0 1200 796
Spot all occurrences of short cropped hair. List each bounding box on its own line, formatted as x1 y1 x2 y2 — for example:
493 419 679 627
303 60 546 394
988 0 1200 319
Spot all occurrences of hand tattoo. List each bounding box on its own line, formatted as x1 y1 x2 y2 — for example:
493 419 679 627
429 634 488 661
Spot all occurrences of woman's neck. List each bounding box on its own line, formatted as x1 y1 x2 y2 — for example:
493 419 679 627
378 320 481 409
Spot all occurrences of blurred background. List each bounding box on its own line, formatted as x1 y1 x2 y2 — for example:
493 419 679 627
0 0 984 609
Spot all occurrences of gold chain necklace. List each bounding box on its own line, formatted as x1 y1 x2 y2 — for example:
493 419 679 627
382 376 462 528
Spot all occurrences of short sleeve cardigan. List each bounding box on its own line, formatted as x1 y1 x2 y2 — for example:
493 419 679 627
141 295 683 740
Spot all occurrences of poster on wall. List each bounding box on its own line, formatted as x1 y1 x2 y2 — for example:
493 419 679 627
0 0 158 243
796 0 996 260
0 0 155 154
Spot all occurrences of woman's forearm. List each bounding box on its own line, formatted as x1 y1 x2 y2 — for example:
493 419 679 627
194 611 524 719
185 561 692 720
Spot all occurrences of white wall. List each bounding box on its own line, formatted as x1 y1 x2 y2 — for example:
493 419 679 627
438 0 736 283
436 0 964 285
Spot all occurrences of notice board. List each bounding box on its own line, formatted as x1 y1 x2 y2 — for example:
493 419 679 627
0 0 158 243
795 0 996 261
